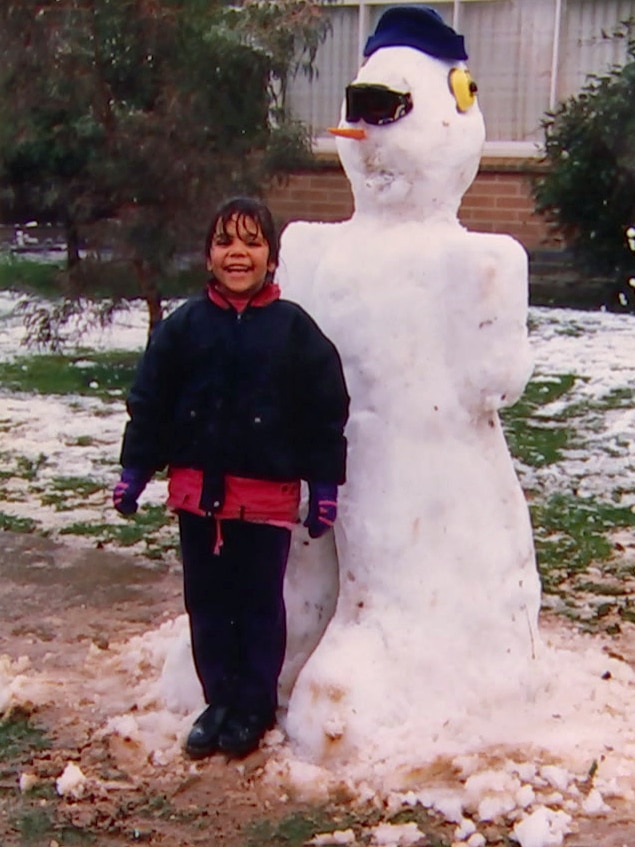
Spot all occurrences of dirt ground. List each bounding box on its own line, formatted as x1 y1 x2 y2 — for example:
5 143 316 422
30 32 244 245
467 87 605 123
0 530 298 846
1 530 635 847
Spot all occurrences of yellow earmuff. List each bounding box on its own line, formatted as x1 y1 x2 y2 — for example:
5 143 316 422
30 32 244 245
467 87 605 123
449 67 478 113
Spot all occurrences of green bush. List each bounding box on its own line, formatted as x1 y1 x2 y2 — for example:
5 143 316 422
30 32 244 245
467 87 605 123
532 20 635 303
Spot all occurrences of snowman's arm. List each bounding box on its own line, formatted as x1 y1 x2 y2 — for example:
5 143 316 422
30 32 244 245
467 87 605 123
461 234 533 412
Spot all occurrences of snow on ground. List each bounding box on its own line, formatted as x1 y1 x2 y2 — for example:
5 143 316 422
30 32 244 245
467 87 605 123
524 308 635 504
0 289 153 359
0 292 171 543
2 291 635 846
1 292 635 538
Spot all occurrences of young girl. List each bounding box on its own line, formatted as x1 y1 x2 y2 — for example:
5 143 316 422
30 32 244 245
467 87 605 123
113 196 349 759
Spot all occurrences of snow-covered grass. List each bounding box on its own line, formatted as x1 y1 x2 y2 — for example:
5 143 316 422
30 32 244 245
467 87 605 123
0 292 176 558
2 291 635 629
508 308 635 629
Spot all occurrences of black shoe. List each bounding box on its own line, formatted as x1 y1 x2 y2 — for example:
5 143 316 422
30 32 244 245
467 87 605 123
217 712 274 759
185 704 229 760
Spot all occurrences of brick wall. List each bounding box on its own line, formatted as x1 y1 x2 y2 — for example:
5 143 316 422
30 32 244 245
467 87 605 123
267 156 561 253
460 158 562 251
267 168 354 224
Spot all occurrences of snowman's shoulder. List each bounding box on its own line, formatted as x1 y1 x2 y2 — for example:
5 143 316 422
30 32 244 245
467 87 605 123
457 230 528 272
279 220 345 292
280 220 343 257
451 232 529 310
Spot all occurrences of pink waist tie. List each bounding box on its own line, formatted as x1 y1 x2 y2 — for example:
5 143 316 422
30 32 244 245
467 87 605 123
213 518 224 556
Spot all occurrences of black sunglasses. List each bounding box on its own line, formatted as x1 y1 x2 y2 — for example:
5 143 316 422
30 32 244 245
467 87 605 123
345 83 413 126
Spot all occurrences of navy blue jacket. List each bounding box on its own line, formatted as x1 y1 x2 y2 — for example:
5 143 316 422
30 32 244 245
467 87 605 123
120 286 349 512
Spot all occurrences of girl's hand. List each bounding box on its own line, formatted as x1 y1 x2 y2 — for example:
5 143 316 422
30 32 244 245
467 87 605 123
304 482 338 538
113 468 152 515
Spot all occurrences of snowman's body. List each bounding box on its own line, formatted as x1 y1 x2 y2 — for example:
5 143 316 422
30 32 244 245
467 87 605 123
278 45 542 762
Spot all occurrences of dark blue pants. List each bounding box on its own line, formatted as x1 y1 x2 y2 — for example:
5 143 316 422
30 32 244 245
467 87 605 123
178 512 291 721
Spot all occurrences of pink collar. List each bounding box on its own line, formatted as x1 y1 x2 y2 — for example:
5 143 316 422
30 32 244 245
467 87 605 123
207 281 281 312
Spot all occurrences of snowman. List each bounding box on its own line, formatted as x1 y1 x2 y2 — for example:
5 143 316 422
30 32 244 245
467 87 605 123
278 6 542 765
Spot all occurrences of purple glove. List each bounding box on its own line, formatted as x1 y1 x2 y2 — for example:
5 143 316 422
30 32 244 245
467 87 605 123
113 468 152 515
303 482 338 539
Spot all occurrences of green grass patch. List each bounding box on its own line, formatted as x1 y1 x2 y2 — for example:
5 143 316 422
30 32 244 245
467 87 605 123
0 710 50 765
0 485 28 503
16 454 48 481
40 476 104 510
0 511 40 533
50 476 103 496
0 254 63 296
15 806 56 843
144 537 181 560
0 253 204 299
502 373 577 467
532 493 635 592
245 809 356 847
1 714 49 843
137 792 177 820
8 795 93 846
67 435 97 447
575 581 628 596
59 505 175 556
591 385 635 411
244 805 453 847
0 350 140 398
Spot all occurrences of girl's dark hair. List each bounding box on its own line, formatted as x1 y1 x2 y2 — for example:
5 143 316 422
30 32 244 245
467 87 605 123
204 196 279 266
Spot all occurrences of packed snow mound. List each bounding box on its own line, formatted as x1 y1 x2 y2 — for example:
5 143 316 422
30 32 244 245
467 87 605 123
0 655 56 714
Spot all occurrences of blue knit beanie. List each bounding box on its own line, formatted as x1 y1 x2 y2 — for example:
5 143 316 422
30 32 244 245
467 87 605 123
363 5 468 61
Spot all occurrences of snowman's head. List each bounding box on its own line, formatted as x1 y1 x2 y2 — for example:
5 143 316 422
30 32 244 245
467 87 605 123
332 6 485 219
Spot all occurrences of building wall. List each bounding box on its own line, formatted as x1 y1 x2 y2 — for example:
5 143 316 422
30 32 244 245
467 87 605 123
267 156 562 253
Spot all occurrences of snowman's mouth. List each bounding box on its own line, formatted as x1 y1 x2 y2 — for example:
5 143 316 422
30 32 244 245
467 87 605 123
345 83 413 126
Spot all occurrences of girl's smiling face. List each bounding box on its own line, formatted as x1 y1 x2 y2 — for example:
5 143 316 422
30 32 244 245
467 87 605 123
207 213 276 298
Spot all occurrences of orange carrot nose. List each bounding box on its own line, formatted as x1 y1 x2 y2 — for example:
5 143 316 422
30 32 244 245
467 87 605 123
328 126 367 140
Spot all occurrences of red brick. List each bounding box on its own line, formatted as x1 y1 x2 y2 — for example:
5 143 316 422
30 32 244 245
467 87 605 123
266 163 553 252
495 196 532 210
467 181 521 198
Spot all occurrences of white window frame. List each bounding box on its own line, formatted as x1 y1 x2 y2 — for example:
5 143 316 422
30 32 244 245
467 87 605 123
549 0 564 112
